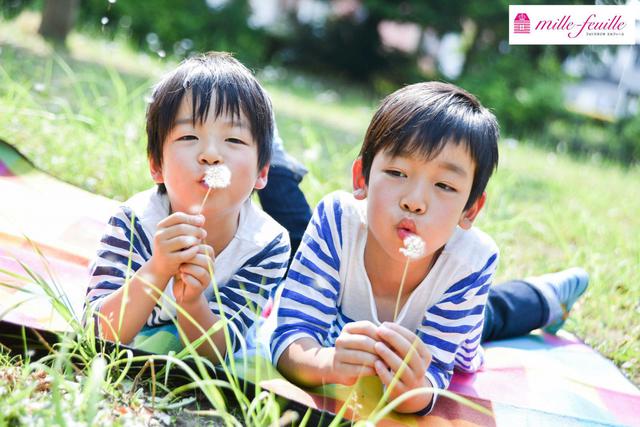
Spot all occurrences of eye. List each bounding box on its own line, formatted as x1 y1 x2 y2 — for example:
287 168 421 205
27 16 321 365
384 169 406 178
436 182 457 192
226 137 247 145
177 135 198 141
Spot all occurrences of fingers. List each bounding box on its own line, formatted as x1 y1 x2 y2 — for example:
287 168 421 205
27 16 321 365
374 359 402 390
179 272 202 290
334 346 379 367
158 212 205 229
157 214 207 249
179 262 211 288
374 323 431 387
336 363 377 381
343 320 379 340
163 235 205 253
377 322 431 370
336 328 378 354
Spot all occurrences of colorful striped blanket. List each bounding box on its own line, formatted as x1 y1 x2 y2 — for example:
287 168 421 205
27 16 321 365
1 139 638 426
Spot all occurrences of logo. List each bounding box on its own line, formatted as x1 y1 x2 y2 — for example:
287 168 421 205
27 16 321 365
514 13 531 34
509 5 636 45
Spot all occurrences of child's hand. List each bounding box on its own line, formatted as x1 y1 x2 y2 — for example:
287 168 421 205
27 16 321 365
174 244 215 305
374 322 433 413
331 320 380 386
149 212 207 281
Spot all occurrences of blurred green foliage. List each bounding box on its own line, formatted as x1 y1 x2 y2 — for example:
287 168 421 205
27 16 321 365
78 0 268 67
0 0 637 165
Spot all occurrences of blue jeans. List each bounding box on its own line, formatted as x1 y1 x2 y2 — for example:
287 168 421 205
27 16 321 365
258 165 311 261
481 280 549 342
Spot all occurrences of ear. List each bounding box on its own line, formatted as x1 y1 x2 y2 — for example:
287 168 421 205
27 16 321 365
351 157 368 200
459 192 486 230
149 158 163 184
253 164 270 190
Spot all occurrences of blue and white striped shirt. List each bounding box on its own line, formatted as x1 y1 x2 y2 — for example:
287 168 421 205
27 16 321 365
271 191 498 395
86 188 290 349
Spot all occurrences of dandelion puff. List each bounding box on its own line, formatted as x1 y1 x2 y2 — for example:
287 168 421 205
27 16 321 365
399 234 425 259
198 164 232 216
204 164 231 189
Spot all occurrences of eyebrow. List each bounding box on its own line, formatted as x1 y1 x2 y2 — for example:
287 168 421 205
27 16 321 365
174 116 250 129
437 161 468 178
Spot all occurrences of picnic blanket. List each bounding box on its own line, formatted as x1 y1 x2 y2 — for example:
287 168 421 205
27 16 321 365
1 139 638 426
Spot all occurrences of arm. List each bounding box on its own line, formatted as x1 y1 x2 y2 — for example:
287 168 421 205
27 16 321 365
86 209 206 344
177 231 290 361
172 244 225 362
278 321 380 387
271 195 379 386
413 252 499 413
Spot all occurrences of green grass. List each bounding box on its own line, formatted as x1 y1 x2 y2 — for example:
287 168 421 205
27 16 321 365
1 12 639 424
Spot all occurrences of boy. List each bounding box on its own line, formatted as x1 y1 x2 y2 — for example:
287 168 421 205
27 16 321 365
85 52 290 361
269 82 588 414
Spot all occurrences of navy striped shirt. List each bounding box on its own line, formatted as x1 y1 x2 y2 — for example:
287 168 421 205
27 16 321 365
271 191 498 396
85 188 290 349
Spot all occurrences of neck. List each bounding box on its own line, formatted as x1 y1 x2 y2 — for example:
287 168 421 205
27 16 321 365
201 207 241 256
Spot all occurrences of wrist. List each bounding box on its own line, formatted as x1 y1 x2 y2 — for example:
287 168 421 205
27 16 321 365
136 259 171 296
319 347 338 384
394 392 432 414
145 256 172 289
177 294 209 320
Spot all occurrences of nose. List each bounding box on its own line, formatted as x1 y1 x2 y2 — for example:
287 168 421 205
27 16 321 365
198 139 223 165
400 187 427 215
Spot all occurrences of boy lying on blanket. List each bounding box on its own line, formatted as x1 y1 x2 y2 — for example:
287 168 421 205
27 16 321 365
84 52 290 360
268 82 589 415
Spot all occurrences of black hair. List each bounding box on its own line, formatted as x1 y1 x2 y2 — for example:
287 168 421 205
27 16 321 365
146 52 273 193
359 82 499 211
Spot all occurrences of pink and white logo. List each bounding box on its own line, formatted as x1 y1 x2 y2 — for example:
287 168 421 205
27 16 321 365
514 13 531 34
509 5 636 45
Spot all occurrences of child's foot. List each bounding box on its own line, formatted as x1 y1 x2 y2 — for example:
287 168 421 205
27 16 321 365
526 267 590 334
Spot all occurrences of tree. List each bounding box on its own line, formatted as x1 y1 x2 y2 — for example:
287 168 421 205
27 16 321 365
38 0 79 44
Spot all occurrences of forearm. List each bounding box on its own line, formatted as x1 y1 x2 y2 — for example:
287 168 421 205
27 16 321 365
277 338 335 387
177 296 226 363
97 262 170 344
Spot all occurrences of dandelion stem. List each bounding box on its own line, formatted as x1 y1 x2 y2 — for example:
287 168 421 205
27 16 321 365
180 187 212 302
199 187 212 215
394 258 411 321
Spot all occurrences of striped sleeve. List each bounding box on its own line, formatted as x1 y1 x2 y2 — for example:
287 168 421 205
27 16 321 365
209 232 290 352
84 206 153 323
270 194 344 365
418 252 499 402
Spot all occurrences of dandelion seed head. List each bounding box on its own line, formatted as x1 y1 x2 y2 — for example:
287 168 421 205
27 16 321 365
204 164 231 189
399 234 425 259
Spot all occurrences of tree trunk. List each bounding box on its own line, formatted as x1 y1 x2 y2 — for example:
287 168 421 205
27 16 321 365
38 0 79 44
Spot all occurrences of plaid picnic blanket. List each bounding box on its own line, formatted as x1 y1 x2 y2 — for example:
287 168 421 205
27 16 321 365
1 139 638 426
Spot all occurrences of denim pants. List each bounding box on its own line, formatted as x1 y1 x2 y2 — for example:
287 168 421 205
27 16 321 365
258 165 312 260
481 280 549 342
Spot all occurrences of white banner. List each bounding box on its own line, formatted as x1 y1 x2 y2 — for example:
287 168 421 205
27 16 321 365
509 5 637 45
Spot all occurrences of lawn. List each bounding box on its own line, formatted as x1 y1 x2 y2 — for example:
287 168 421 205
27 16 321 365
1 12 639 425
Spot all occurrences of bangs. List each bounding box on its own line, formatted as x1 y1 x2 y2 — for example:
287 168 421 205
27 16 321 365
184 66 248 129
378 97 488 164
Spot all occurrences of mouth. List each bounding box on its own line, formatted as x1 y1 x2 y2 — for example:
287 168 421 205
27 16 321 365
396 218 417 240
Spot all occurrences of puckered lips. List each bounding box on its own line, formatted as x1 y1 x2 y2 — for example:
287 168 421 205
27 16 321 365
396 218 417 241
198 177 210 190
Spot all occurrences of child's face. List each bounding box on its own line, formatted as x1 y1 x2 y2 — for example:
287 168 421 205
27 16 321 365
150 94 268 217
354 142 483 264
